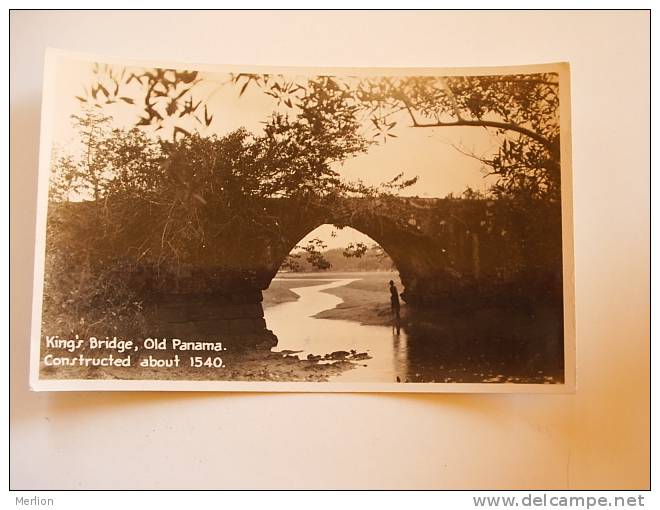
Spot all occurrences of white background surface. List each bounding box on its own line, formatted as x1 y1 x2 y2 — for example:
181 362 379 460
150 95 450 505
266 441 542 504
10 10 649 489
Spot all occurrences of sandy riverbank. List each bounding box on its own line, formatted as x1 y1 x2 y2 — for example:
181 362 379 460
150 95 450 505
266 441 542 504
264 271 401 326
262 278 338 308
263 273 565 384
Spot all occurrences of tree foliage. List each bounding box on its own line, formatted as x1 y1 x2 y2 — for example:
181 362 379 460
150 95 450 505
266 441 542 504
55 63 564 287
76 63 561 203
281 238 331 272
50 67 385 279
75 63 206 138
240 72 561 202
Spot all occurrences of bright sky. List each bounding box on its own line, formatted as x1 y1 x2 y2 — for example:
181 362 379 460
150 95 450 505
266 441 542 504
50 56 502 249
297 225 373 250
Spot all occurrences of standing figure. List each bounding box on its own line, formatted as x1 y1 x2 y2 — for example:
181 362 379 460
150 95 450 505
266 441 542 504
389 280 401 334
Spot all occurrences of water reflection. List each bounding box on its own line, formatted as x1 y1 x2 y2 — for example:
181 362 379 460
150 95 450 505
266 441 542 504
266 278 410 382
265 277 564 384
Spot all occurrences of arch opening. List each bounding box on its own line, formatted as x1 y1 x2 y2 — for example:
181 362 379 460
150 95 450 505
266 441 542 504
277 224 398 274
263 223 407 333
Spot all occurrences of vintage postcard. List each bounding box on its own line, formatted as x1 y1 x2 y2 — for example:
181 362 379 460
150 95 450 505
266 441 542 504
30 49 575 392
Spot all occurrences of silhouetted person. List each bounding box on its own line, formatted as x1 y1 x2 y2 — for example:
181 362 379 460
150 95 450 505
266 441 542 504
389 280 401 334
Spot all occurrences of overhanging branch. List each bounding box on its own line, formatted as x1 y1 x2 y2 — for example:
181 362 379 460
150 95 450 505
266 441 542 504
409 117 558 156
394 91 559 159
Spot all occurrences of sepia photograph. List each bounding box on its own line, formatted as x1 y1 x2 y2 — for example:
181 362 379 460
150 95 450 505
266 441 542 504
30 51 574 392
11 9 650 494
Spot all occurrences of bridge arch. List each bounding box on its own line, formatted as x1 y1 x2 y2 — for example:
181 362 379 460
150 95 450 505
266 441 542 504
272 224 396 272
58 196 561 347
264 201 451 304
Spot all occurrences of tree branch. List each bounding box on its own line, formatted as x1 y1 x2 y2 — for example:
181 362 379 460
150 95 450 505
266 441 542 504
395 89 558 158
409 117 558 156
439 77 464 121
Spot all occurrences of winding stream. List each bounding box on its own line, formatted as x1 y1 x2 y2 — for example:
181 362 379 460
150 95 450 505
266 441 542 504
265 278 409 382
264 275 565 384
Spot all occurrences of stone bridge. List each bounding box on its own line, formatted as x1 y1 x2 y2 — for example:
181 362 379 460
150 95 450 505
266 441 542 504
267 197 509 303
118 195 563 344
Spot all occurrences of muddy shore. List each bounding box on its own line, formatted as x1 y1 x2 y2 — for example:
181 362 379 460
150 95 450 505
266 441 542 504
39 345 359 382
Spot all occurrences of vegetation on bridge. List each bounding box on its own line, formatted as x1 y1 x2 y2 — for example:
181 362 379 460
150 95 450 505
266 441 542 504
43 63 563 338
